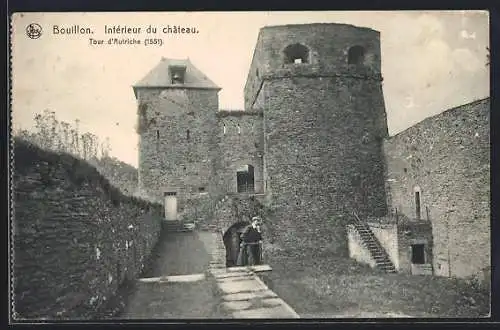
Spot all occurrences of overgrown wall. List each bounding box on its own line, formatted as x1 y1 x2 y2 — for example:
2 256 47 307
13 139 163 320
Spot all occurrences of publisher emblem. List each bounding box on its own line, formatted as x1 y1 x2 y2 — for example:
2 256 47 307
26 23 42 39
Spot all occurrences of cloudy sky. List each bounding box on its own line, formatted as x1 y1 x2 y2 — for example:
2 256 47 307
11 11 489 167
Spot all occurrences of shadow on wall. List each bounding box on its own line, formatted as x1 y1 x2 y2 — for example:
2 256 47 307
13 138 163 320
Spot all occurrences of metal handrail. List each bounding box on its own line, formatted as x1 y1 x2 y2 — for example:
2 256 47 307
241 242 262 245
239 241 264 264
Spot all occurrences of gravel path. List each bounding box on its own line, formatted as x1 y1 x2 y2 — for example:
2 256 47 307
142 231 215 277
121 231 230 319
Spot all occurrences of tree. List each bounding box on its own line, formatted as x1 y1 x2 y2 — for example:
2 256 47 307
15 109 114 164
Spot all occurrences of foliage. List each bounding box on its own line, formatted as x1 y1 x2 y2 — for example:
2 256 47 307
14 109 137 196
14 109 110 161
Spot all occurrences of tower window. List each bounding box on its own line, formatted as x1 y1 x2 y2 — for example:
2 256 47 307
283 43 309 64
169 65 187 84
186 129 190 140
415 191 421 220
237 164 255 193
348 46 365 65
223 124 226 135
156 130 160 139
237 124 241 134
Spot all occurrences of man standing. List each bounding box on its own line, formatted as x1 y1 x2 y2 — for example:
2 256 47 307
239 216 263 266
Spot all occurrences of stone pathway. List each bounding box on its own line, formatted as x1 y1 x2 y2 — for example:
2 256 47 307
123 230 299 319
206 231 300 319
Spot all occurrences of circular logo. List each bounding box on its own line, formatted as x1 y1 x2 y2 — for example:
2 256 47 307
26 23 42 39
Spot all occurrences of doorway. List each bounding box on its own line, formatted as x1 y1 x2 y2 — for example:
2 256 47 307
164 191 178 220
236 164 255 193
411 244 425 264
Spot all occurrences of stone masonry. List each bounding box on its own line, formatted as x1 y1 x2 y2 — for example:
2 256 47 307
13 138 163 320
383 98 490 278
133 23 490 279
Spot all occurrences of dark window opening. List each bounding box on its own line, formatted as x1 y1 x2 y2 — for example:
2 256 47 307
348 45 365 65
237 165 255 193
415 191 421 220
186 129 190 140
411 244 425 264
170 65 187 84
223 124 226 135
165 191 177 196
198 187 205 193
403 167 408 173
284 43 309 64
156 130 160 139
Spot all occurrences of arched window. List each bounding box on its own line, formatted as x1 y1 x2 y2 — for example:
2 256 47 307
237 124 241 135
283 43 309 64
348 45 365 65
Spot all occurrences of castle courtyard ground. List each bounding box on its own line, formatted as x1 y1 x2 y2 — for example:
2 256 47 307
111 230 489 319
262 250 490 318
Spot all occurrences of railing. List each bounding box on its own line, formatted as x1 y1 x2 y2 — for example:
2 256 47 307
240 241 264 265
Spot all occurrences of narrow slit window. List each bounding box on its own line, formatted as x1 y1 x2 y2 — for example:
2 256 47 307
156 130 160 139
186 129 190 140
237 124 241 135
415 191 421 220
223 124 226 135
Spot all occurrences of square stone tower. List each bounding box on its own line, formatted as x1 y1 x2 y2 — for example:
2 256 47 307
133 58 220 221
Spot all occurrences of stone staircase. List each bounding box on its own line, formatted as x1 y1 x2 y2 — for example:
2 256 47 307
351 213 397 274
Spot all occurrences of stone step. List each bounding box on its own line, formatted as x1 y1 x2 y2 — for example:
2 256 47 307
138 273 205 283
218 278 268 295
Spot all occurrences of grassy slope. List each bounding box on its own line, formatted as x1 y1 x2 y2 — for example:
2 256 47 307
260 249 490 318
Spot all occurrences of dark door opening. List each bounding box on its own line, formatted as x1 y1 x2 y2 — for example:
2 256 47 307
415 191 421 220
411 244 425 264
237 164 255 193
223 221 250 267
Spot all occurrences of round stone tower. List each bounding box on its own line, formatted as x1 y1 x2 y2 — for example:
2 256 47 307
244 23 389 255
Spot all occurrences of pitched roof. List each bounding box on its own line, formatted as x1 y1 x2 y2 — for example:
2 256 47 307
133 57 221 90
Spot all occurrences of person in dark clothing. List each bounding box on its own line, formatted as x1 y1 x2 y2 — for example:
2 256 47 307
239 216 263 266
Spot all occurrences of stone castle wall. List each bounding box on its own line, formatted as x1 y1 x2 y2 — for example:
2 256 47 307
13 139 163 320
240 24 388 256
136 88 219 221
215 110 265 195
383 98 490 278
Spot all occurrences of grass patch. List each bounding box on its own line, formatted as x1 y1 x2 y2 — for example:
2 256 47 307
261 251 490 318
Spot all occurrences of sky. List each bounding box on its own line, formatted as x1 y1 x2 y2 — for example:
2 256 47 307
11 11 489 167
